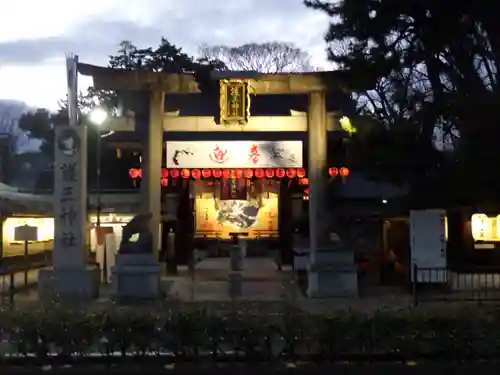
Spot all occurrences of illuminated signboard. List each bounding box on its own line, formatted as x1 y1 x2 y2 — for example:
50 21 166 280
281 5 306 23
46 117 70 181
165 141 303 169
220 79 250 126
471 213 500 242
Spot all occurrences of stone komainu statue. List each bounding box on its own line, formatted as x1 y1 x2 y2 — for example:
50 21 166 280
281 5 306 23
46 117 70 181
118 213 154 254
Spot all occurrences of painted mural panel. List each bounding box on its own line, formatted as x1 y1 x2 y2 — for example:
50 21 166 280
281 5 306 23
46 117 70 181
194 181 278 239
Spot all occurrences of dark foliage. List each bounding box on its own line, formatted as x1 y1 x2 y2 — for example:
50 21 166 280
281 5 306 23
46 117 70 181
306 0 500 207
1 307 500 368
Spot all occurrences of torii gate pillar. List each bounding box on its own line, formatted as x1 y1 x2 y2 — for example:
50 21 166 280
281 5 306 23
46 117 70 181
306 91 358 298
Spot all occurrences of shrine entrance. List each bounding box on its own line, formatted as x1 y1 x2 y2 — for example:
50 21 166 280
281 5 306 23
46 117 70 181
152 139 306 272
79 62 359 297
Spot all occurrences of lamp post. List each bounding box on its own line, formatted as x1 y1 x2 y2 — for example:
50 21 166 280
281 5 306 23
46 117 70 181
88 107 108 227
88 107 108 281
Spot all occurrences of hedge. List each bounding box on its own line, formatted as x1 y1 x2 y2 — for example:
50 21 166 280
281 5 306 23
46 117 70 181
0 305 499 367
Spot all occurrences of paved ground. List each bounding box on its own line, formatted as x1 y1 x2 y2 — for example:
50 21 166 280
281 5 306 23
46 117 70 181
0 257 408 313
3 257 496 314
168 258 292 302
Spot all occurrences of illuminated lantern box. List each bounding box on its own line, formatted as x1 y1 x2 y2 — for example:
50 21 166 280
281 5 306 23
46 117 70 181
471 213 500 249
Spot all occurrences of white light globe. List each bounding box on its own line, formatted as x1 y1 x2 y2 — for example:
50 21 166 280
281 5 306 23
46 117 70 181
88 107 108 126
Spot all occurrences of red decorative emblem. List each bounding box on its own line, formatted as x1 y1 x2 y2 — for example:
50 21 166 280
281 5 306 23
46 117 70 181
209 145 228 164
249 144 260 165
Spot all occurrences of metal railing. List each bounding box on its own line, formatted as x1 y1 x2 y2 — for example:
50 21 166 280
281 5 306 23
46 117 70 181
34 188 139 194
412 264 500 306
0 272 14 306
0 261 48 308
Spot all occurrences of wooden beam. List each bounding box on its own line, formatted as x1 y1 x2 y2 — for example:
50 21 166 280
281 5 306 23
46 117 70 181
247 73 332 94
78 62 354 94
99 114 344 132
77 63 201 93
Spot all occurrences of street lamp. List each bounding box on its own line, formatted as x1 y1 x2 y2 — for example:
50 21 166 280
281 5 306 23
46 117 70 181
89 107 108 127
88 107 108 281
88 107 108 228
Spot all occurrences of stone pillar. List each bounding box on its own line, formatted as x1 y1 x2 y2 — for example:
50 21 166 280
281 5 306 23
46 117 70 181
307 91 329 253
38 56 99 301
39 125 100 301
141 90 164 256
306 91 358 298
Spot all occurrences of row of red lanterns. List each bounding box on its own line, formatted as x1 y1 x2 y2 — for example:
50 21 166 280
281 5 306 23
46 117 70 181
156 179 286 188
129 167 350 180
129 167 307 180
329 167 350 178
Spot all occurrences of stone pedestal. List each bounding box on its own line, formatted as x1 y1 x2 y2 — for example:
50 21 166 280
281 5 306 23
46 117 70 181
230 245 244 271
38 265 100 302
240 240 247 258
111 253 161 300
307 248 358 298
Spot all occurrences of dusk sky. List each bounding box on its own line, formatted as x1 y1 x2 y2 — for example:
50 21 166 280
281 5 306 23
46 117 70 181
0 0 332 110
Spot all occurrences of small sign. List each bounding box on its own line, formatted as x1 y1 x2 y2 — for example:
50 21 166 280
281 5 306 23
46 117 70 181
219 79 250 126
220 178 247 201
14 225 38 242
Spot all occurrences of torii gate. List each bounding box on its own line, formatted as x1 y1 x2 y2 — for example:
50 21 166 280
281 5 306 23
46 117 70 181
77 63 358 297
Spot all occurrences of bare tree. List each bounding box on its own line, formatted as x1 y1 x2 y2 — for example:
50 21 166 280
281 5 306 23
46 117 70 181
199 42 314 73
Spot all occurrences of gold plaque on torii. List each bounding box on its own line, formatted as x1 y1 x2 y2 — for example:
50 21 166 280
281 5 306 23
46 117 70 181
219 79 250 126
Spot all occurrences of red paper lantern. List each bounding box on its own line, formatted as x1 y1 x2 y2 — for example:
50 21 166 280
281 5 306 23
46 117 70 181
339 167 350 177
212 169 222 178
234 168 243 178
299 178 309 185
191 169 201 179
255 168 264 178
202 169 211 178
161 168 169 178
161 178 168 187
129 168 139 179
181 169 190 179
170 169 179 178
265 168 275 178
244 169 253 179
222 169 231 179
329 167 338 177
297 168 306 178
276 168 285 178
286 168 297 179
